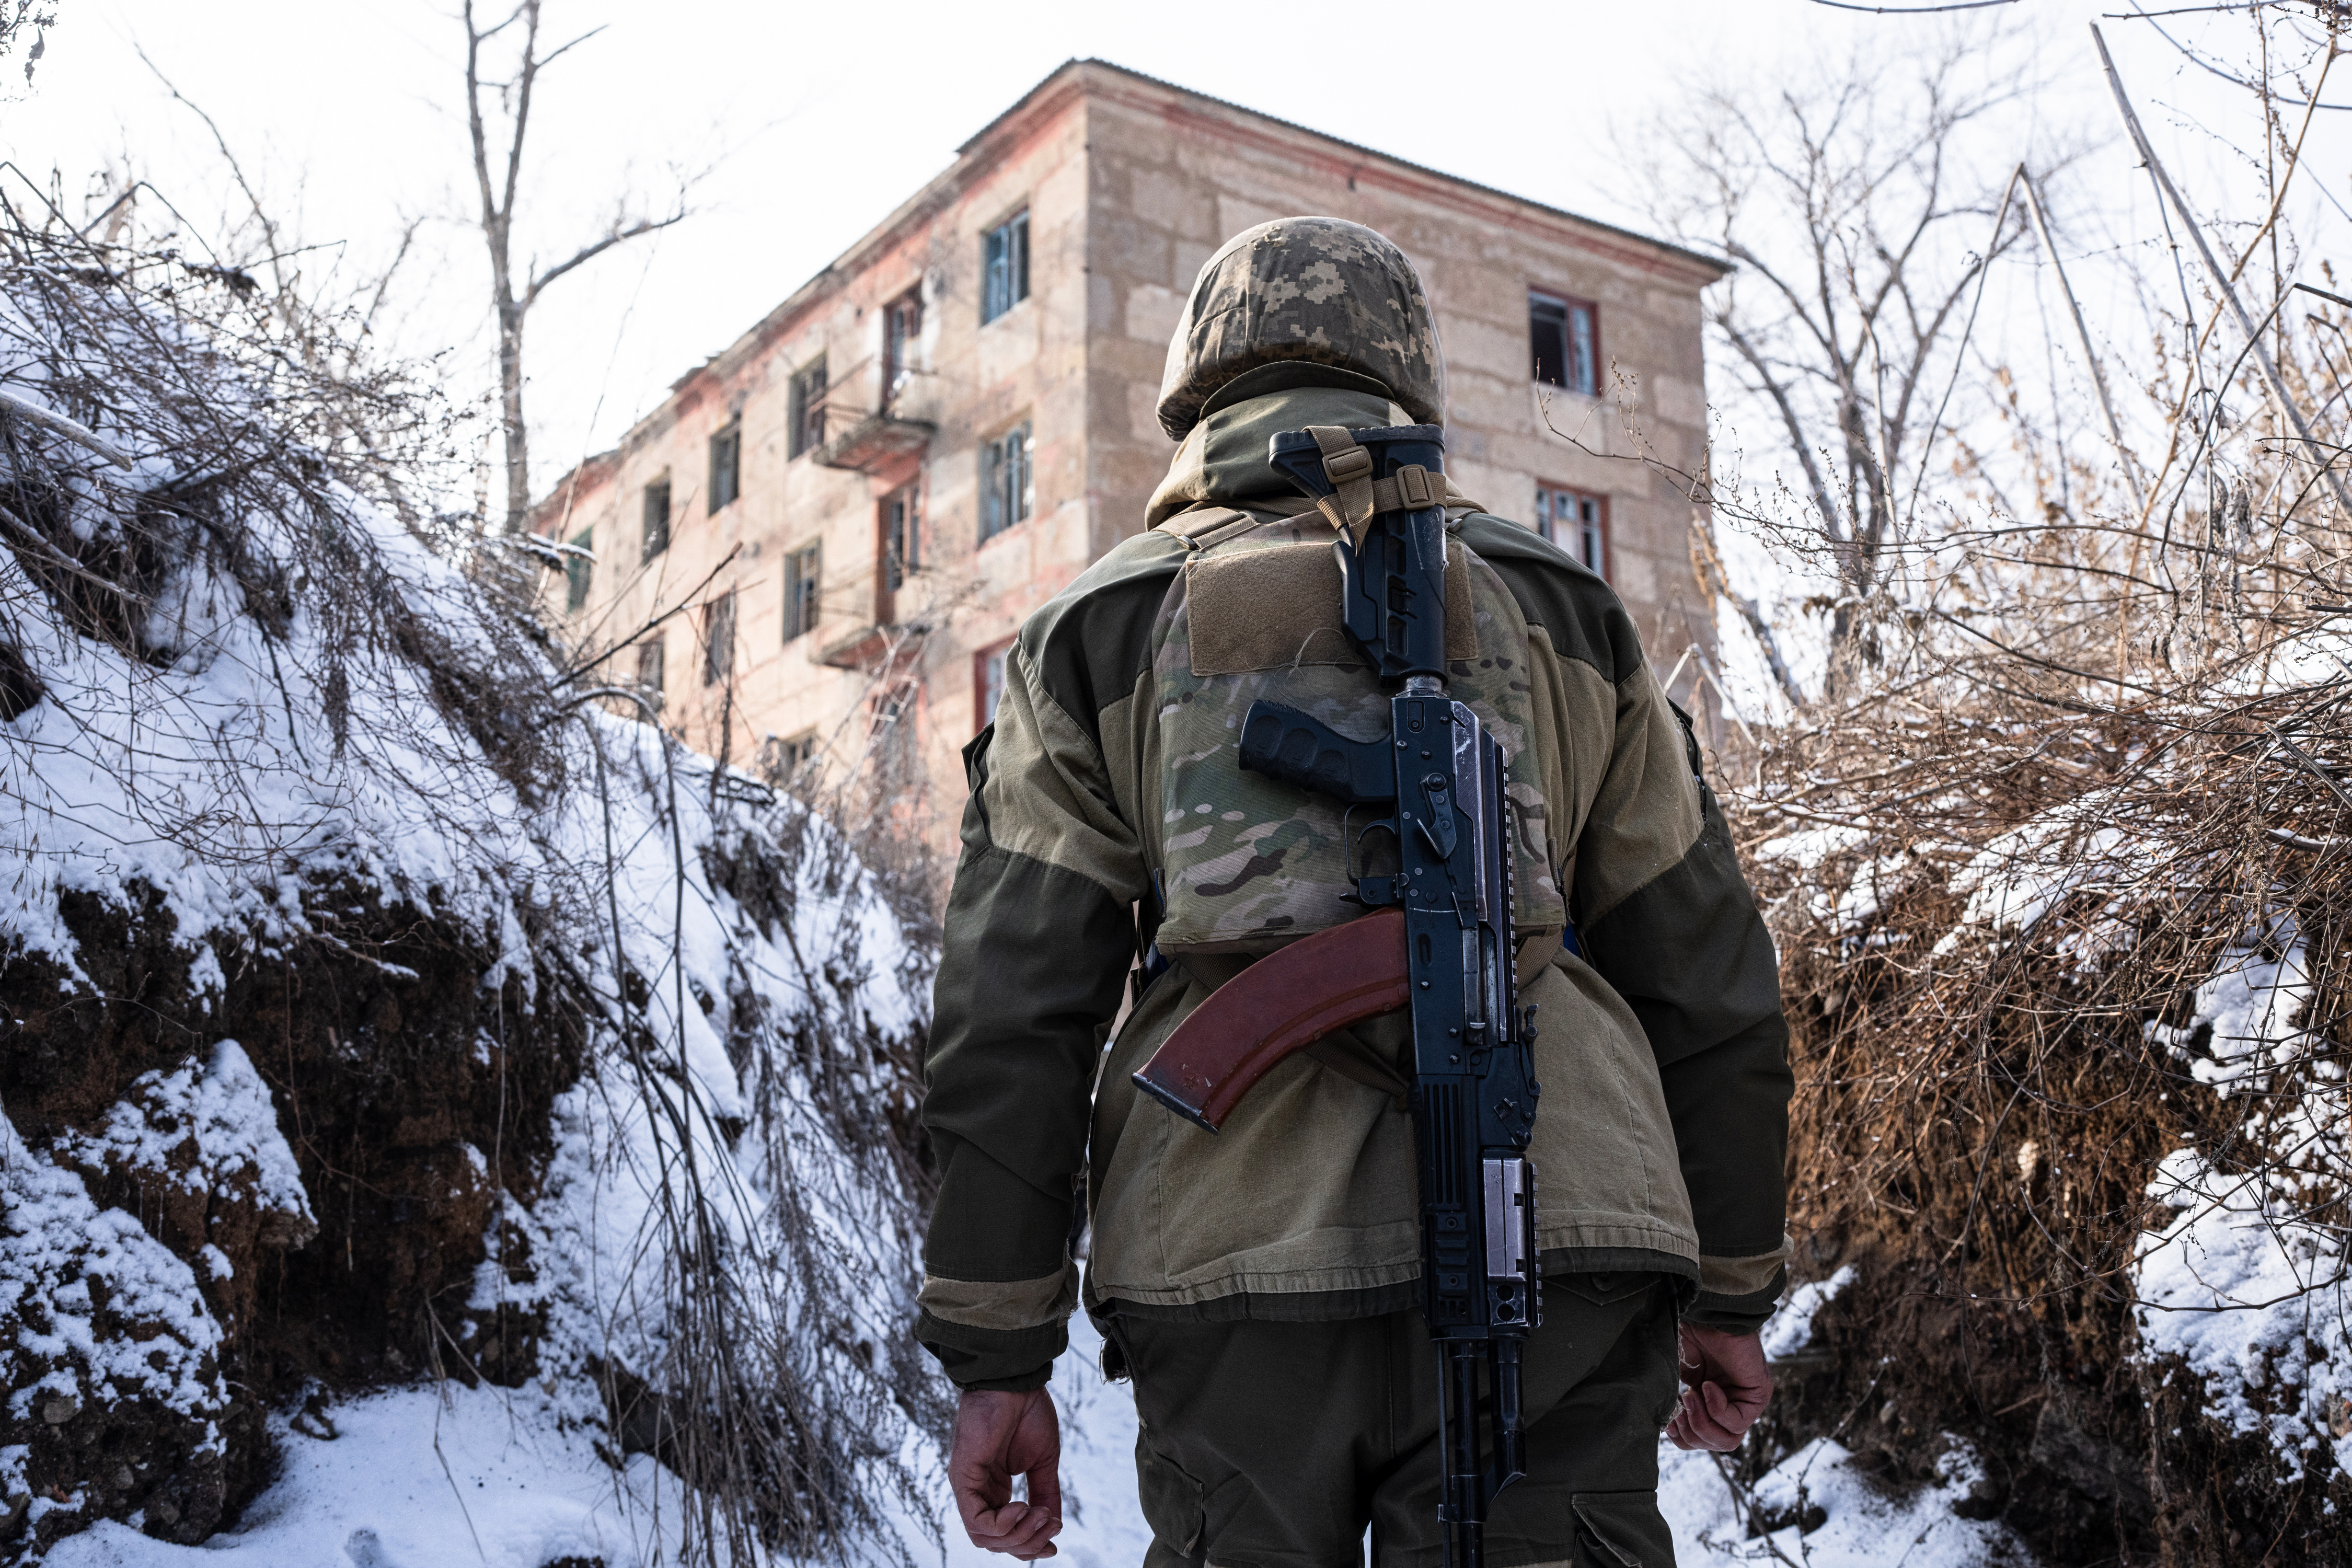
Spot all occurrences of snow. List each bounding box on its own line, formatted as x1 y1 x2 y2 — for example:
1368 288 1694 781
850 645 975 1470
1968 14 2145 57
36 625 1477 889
40 1383 699 1568
0 1116 225 1508
2132 1149 2349 1482
1760 1265 1855 1362
0 298 936 1553
27 1307 2012 1568
2127 916 2348 1483
1661 1436 2024 1566
49 1041 315 1238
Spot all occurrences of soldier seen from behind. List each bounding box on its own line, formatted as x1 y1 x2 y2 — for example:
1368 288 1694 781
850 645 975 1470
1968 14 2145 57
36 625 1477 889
916 216 1793 1568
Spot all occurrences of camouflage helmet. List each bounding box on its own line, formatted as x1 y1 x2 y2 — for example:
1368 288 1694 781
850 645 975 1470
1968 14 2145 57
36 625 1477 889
1156 217 1445 441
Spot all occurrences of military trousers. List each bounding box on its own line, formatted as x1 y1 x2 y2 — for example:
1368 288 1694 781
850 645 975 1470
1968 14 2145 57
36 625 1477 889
1101 1275 1680 1568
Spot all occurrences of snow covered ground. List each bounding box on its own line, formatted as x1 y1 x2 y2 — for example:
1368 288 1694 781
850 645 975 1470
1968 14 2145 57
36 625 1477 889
38 1306 2019 1568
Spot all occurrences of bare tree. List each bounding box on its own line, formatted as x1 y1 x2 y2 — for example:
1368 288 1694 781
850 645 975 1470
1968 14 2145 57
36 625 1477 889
1636 32 2056 698
463 0 685 536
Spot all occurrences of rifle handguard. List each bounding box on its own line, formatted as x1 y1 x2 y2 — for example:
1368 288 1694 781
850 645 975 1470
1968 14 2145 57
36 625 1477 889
1131 908 1410 1132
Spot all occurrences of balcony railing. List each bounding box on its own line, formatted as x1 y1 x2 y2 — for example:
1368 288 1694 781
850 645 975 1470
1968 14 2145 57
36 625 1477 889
811 354 936 474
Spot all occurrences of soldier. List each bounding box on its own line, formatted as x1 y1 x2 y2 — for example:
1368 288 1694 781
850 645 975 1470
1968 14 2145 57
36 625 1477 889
918 217 1791 1567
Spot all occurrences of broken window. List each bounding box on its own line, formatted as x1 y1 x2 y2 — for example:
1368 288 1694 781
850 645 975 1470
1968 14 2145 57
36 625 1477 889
789 358 827 458
642 474 671 561
702 589 736 686
980 422 1032 543
882 482 920 595
982 210 1030 324
709 421 742 512
784 543 821 643
884 290 923 402
1536 486 1607 579
975 641 1011 734
636 637 665 698
763 730 818 788
564 527 593 612
1529 291 1598 395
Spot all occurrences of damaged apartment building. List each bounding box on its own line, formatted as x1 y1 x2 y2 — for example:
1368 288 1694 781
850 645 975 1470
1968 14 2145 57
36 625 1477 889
535 58 1729 850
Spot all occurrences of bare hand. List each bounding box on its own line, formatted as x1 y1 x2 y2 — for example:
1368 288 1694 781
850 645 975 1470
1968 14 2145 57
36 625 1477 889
949 1388 1064 1558
1667 1323 1773 1451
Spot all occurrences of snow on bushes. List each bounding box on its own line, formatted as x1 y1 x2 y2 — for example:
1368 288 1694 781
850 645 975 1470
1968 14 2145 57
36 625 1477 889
0 206 939 1562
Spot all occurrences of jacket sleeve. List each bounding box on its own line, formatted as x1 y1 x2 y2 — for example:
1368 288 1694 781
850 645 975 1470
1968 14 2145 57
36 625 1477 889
1573 662 1793 1334
915 640 1147 1390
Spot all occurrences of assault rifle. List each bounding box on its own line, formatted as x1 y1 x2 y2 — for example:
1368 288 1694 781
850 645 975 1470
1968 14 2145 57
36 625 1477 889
1132 424 1541 1568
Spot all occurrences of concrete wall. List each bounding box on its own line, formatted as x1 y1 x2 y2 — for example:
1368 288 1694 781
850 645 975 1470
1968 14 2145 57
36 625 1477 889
540 62 1725 863
1077 70 1722 662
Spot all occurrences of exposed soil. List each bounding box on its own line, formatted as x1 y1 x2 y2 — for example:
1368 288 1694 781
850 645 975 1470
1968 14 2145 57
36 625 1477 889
1746 849 2350 1568
0 878 584 1555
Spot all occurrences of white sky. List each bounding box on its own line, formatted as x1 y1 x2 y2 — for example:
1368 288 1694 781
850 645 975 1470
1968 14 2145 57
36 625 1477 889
7 0 2346 715
11 0 2330 497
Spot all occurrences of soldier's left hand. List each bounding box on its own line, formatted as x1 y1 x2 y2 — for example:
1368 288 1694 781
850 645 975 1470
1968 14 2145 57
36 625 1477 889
1667 1323 1773 1451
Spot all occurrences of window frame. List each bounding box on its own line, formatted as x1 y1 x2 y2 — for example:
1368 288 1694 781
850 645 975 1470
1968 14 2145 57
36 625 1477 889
641 473 672 562
788 356 828 459
783 541 822 644
765 730 819 788
709 420 743 513
974 638 1013 735
1528 289 1600 397
979 421 1033 544
877 481 920 625
564 526 594 613
701 589 737 686
635 636 665 699
982 209 1031 325
883 289 924 403
1535 484 1609 579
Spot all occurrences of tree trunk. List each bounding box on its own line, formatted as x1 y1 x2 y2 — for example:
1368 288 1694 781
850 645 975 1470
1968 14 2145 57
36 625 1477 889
499 297 528 536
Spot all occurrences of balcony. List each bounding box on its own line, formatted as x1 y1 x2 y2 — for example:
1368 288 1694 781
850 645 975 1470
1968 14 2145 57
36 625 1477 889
810 355 937 474
814 409 934 472
817 616 930 673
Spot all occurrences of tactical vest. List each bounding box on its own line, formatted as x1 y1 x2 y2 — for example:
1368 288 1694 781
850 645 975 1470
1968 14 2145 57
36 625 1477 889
1147 505 1569 953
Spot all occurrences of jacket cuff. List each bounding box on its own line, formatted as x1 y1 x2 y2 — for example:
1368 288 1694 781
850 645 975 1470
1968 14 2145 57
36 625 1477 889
1684 1261 1786 1334
914 1309 1066 1392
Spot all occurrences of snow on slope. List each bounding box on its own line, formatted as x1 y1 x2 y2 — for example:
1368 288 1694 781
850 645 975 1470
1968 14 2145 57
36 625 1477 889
0 271 938 1553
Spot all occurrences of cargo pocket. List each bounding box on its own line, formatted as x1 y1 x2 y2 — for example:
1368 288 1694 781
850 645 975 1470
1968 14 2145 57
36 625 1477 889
1570 1491 1674 1567
1134 1429 1206 1558
1552 1272 1661 1309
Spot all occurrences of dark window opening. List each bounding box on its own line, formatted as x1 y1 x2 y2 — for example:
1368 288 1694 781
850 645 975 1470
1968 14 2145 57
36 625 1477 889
763 731 819 788
871 681 919 788
784 543 821 643
635 637 665 698
884 290 923 403
642 475 672 561
709 421 742 512
789 358 828 459
878 483 920 625
1536 486 1608 579
975 641 1011 735
1529 291 1598 395
983 210 1030 324
564 527 593 612
702 589 736 686
981 423 1032 543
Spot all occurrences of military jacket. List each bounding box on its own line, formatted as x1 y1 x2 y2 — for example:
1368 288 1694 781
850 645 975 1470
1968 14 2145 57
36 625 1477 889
915 377 1792 1391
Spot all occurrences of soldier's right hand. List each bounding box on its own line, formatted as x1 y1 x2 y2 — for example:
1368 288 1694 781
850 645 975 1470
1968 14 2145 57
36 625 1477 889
949 1387 1065 1558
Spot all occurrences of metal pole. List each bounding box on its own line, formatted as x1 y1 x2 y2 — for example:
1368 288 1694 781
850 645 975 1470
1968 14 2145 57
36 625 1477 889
2019 167 2150 515
2090 22 2352 519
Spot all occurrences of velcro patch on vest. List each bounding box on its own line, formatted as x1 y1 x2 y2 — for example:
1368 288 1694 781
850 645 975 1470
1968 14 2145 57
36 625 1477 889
1184 542 1479 676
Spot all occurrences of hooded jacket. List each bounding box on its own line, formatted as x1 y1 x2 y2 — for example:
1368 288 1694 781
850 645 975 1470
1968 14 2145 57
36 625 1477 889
915 371 1792 1392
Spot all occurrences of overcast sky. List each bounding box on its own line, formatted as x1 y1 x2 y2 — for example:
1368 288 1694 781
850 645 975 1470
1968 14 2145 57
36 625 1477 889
11 0 2335 512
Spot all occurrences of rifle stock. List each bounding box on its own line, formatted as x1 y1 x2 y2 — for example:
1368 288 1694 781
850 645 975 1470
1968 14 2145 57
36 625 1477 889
1131 909 1409 1133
